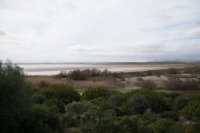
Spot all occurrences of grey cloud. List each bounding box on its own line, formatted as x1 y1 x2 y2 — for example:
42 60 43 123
187 27 200 37
0 30 6 36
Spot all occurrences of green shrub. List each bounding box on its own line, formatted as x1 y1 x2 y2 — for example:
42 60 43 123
38 88 57 99
183 123 200 133
139 80 156 89
108 93 124 106
21 104 64 133
52 85 80 104
37 85 80 104
81 109 139 133
173 95 192 111
44 98 65 113
65 101 91 127
81 87 112 100
147 93 170 113
181 100 200 121
148 118 174 133
122 94 150 115
92 98 118 112
57 69 112 80
124 89 169 113
32 94 46 104
169 123 185 133
160 111 178 121
38 80 49 88
117 116 138 133
0 61 31 133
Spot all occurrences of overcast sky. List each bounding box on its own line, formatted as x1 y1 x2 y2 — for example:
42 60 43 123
0 0 200 62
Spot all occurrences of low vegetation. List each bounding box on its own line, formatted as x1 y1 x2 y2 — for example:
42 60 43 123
56 69 116 80
1 62 200 133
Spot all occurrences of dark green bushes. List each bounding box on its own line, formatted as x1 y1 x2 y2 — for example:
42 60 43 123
57 69 113 80
0 61 31 133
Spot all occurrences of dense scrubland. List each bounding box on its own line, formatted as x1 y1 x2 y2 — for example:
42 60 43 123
1 61 200 133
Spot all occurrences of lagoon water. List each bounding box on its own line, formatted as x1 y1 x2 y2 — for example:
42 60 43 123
17 63 167 76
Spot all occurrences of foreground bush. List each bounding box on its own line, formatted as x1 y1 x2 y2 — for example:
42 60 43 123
0 62 66 133
0 61 31 133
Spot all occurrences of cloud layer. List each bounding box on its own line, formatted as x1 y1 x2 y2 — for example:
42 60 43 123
0 0 200 62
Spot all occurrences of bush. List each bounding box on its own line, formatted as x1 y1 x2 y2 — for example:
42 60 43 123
148 118 174 133
173 95 192 111
160 111 178 121
57 69 112 80
183 123 200 133
108 93 124 106
183 66 200 74
32 94 46 104
148 93 170 113
37 85 80 104
38 80 49 88
169 123 185 133
136 77 143 81
164 78 200 90
91 98 118 112
65 101 91 127
181 100 200 121
167 68 179 74
52 85 80 104
81 87 112 101
44 98 65 113
81 108 138 133
122 94 150 115
21 104 64 133
0 61 31 133
139 80 156 89
124 89 169 113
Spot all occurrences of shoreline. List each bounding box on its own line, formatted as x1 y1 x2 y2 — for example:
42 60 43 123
21 63 191 75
